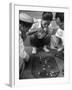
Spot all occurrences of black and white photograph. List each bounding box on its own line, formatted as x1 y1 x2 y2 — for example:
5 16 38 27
19 10 64 79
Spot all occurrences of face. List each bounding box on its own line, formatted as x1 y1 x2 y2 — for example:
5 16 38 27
56 18 64 30
41 20 51 31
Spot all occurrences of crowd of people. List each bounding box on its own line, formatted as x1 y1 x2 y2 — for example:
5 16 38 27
19 11 64 79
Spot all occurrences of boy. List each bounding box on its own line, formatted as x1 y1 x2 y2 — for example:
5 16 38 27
29 12 53 54
51 12 64 51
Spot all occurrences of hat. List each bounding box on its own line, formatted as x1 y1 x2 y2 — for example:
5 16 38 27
19 13 34 23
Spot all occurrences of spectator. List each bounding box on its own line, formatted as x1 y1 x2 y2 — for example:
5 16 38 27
19 12 33 78
51 12 64 51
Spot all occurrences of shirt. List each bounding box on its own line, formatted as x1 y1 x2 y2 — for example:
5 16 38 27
50 27 64 49
19 31 27 59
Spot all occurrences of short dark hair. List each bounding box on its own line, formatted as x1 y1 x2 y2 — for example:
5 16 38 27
42 12 53 21
55 12 64 22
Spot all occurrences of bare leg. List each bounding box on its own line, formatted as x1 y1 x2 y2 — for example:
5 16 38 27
32 47 37 54
43 45 50 52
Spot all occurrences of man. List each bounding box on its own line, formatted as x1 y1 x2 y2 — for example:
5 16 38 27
29 12 53 54
19 12 33 78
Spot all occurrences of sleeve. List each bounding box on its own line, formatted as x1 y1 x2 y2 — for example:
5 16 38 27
28 19 41 32
55 28 64 46
55 28 64 39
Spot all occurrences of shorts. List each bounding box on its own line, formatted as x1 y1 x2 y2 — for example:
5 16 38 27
30 35 51 48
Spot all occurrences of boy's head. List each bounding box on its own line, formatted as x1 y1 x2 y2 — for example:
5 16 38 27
55 12 64 30
41 12 53 30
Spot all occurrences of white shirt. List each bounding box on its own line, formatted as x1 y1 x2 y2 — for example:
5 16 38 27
50 27 64 49
29 18 41 32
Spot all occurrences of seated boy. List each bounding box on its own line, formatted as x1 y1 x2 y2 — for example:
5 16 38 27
51 12 64 51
